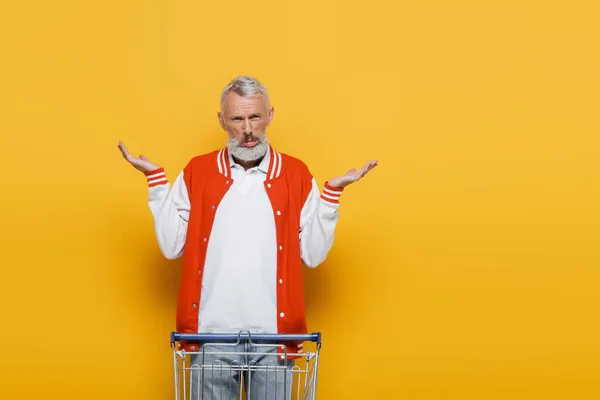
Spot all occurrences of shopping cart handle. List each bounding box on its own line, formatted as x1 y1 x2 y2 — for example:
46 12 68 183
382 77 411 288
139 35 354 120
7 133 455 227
170 332 321 344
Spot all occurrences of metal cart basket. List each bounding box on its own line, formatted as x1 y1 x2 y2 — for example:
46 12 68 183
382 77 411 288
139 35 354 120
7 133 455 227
170 331 322 400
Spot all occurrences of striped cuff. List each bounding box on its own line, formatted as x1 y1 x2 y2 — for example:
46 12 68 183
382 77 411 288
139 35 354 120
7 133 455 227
320 182 344 204
145 168 168 187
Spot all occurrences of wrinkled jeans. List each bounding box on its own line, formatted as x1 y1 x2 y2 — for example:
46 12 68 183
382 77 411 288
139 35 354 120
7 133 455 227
188 341 295 400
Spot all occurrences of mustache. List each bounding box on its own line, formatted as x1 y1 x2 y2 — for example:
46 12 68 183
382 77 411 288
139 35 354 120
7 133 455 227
236 136 265 145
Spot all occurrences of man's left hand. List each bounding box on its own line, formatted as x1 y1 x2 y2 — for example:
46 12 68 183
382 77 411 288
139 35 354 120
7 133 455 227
327 160 378 189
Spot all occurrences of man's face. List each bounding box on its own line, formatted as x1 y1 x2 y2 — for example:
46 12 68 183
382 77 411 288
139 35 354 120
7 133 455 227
218 92 274 148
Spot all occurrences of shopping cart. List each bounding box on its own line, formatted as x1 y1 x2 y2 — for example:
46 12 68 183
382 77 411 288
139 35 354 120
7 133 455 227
170 331 322 400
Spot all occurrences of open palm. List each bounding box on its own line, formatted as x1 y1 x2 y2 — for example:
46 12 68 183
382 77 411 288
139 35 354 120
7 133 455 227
117 141 160 173
328 160 378 189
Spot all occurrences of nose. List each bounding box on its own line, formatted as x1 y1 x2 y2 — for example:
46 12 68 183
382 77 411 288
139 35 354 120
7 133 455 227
242 116 252 135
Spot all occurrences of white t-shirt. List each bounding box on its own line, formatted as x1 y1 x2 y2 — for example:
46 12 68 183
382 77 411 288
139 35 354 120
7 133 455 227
198 152 278 333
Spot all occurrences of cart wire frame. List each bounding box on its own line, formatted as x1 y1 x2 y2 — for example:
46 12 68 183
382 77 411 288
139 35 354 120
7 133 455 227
170 331 322 400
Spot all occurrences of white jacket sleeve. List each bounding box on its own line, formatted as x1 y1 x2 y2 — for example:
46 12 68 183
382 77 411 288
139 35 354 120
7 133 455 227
145 168 190 260
299 178 344 268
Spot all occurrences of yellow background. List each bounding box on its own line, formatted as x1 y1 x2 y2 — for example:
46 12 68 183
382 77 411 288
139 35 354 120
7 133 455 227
1 0 599 398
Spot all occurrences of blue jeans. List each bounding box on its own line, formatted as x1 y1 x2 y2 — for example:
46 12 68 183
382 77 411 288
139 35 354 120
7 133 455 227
189 341 294 400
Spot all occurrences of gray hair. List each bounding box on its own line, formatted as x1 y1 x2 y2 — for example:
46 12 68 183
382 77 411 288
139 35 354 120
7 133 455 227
220 75 270 112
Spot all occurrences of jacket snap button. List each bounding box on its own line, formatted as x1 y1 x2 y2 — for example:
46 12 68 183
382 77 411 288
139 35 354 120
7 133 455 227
276 210 281 216
280 312 285 318
192 303 197 308
211 205 215 209
279 245 283 251
267 183 272 188
225 180 230 184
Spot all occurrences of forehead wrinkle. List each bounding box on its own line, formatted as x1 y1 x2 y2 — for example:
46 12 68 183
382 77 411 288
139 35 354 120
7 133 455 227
234 104 253 112
230 105 263 118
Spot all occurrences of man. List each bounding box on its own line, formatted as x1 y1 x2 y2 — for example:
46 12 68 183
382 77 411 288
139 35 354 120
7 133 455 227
118 76 377 398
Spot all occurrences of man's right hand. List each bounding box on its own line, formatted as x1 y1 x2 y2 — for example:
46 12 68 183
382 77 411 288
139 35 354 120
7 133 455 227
118 141 161 173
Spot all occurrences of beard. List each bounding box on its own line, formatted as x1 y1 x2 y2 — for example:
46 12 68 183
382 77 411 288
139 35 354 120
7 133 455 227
227 134 269 162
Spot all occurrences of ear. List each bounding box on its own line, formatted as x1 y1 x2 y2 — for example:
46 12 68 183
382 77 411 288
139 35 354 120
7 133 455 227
267 106 275 126
217 111 226 130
